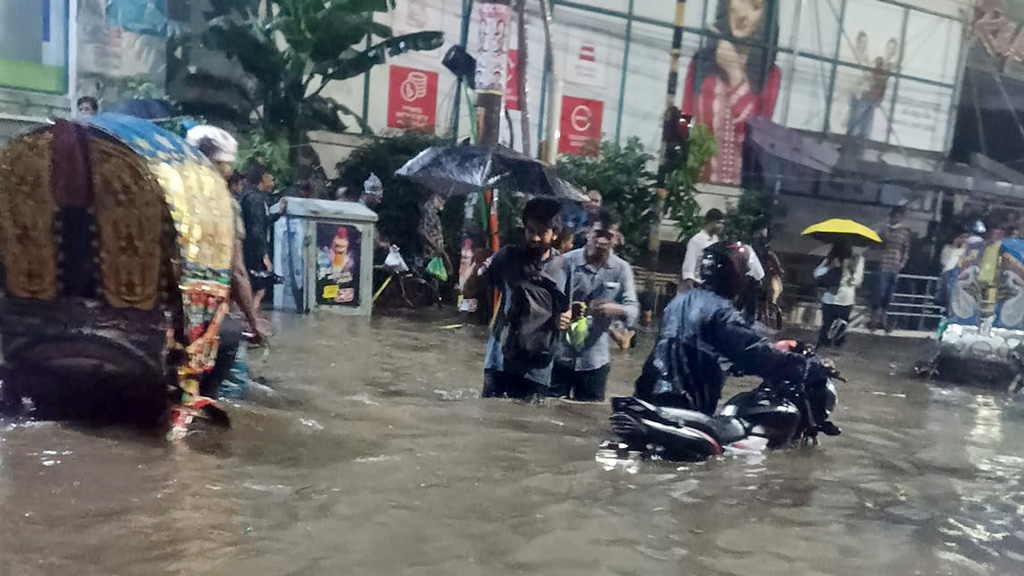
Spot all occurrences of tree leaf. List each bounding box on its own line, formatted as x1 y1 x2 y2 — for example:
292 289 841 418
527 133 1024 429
298 95 350 133
323 32 445 81
204 16 287 88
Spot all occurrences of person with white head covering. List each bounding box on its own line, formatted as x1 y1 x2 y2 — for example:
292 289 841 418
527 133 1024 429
185 125 267 396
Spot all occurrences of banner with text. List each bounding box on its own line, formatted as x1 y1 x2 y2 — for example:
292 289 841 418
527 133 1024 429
387 65 439 132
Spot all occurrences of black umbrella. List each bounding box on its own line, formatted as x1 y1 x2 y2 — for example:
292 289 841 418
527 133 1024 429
395 144 586 201
103 98 179 120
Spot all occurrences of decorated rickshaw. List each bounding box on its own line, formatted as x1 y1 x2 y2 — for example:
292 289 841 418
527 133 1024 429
930 237 1024 389
0 113 235 435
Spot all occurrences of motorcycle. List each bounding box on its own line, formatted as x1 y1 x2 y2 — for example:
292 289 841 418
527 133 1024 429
606 342 843 462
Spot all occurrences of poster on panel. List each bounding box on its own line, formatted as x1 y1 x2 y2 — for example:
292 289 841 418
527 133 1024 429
683 0 781 186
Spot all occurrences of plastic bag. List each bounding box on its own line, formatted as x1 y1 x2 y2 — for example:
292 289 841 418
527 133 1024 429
566 317 590 350
384 245 409 272
427 256 448 282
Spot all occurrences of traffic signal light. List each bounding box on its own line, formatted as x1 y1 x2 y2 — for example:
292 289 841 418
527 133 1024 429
660 106 692 181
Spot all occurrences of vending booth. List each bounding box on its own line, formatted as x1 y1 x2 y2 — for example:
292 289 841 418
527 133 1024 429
272 198 377 316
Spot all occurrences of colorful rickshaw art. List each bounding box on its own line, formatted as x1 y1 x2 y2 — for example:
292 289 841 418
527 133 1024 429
925 237 1024 389
0 113 235 439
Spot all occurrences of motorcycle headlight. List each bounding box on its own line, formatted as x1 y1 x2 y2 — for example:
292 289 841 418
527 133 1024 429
824 379 838 416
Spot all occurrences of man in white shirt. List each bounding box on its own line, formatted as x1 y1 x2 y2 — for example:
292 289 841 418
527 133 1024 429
681 209 725 290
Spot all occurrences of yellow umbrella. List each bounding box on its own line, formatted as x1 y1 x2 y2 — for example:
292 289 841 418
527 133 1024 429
801 219 882 246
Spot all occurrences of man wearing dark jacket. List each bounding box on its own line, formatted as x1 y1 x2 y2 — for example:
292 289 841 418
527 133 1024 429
634 242 825 415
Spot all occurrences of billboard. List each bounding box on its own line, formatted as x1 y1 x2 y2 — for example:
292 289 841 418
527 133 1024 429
950 0 1024 173
0 0 67 93
683 0 780 186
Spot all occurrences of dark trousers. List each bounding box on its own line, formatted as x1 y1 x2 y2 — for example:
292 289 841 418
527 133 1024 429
550 364 611 402
483 369 544 401
874 271 899 311
200 315 243 398
818 303 852 348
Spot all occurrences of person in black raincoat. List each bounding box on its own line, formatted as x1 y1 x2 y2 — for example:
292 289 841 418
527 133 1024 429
634 241 827 415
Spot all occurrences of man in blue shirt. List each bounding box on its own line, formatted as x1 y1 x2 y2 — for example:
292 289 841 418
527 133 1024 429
481 198 572 401
552 210 639 401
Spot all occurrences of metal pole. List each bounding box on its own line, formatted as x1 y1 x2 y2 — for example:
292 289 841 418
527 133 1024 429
821 0 848 134
452 0 474 140
361 33 372 123
539 0 560 164
515 0 532 156
644 0 687 319
779 0 803 126
615 0 635 144
67 0 79 114
884 7 910 144
944 6 973 154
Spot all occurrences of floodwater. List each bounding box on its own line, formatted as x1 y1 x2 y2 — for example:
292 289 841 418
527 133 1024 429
2 315 1024 576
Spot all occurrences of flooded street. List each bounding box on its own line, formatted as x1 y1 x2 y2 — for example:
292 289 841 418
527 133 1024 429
2 315 1024 576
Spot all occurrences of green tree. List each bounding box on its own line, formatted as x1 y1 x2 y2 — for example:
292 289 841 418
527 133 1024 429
180 0 444 166
723 187 774 243
666 123 718 241
556 137 656 261
335 131 464 260
556 127 718 261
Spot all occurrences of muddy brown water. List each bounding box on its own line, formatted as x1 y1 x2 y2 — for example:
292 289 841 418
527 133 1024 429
2 314 1024 576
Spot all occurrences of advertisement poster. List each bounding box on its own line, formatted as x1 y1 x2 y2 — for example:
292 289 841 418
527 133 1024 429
505 49 520 111
951 0 1024 172
0 0 67 93
558 95 603 156
474 3 510 94
682 0 780 186
564 32 605 88
315 224 361 307
387 65 439 132
105 0 167 37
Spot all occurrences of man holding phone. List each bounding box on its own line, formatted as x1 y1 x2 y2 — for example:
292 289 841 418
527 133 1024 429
552 210 639 402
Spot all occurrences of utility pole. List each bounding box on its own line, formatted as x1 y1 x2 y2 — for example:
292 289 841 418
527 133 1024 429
515 0 532 157
644 0 687 323
474 0 512 146
539 0 561 164
779 0 803 126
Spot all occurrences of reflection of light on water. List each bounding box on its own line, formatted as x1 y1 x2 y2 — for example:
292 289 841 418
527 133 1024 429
940 517 1008 544
594 447 641 474
966 394 1002 467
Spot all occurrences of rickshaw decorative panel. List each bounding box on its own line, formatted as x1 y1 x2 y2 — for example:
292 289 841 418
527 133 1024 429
0 132 58 301
90 137 165 310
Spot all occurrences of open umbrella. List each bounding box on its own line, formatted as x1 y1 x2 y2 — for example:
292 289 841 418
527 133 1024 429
103 98 179 121
395 144 586 201
801 219 882 246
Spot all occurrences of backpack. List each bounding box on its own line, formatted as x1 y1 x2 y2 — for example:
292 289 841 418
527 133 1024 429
501 266 569 373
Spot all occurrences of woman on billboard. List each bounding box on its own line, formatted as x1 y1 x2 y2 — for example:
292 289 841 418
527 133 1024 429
682 0 780 186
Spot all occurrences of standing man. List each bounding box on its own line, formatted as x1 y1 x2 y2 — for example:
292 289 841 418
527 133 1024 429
870 206 913 332
480 198 571 401
552 210 639 402
681 209 725 290
239 162 279 308
572 190 604 249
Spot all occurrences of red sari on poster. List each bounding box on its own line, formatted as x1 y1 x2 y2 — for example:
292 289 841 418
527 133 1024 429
505 49 519 111
682 59 780 185
558 95 603 156
387 65 439 132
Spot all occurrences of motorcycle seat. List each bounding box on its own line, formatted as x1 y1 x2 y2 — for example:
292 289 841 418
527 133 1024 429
612 397 747 446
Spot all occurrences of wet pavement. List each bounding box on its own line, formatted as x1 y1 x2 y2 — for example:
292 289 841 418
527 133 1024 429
2 314 1024 576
